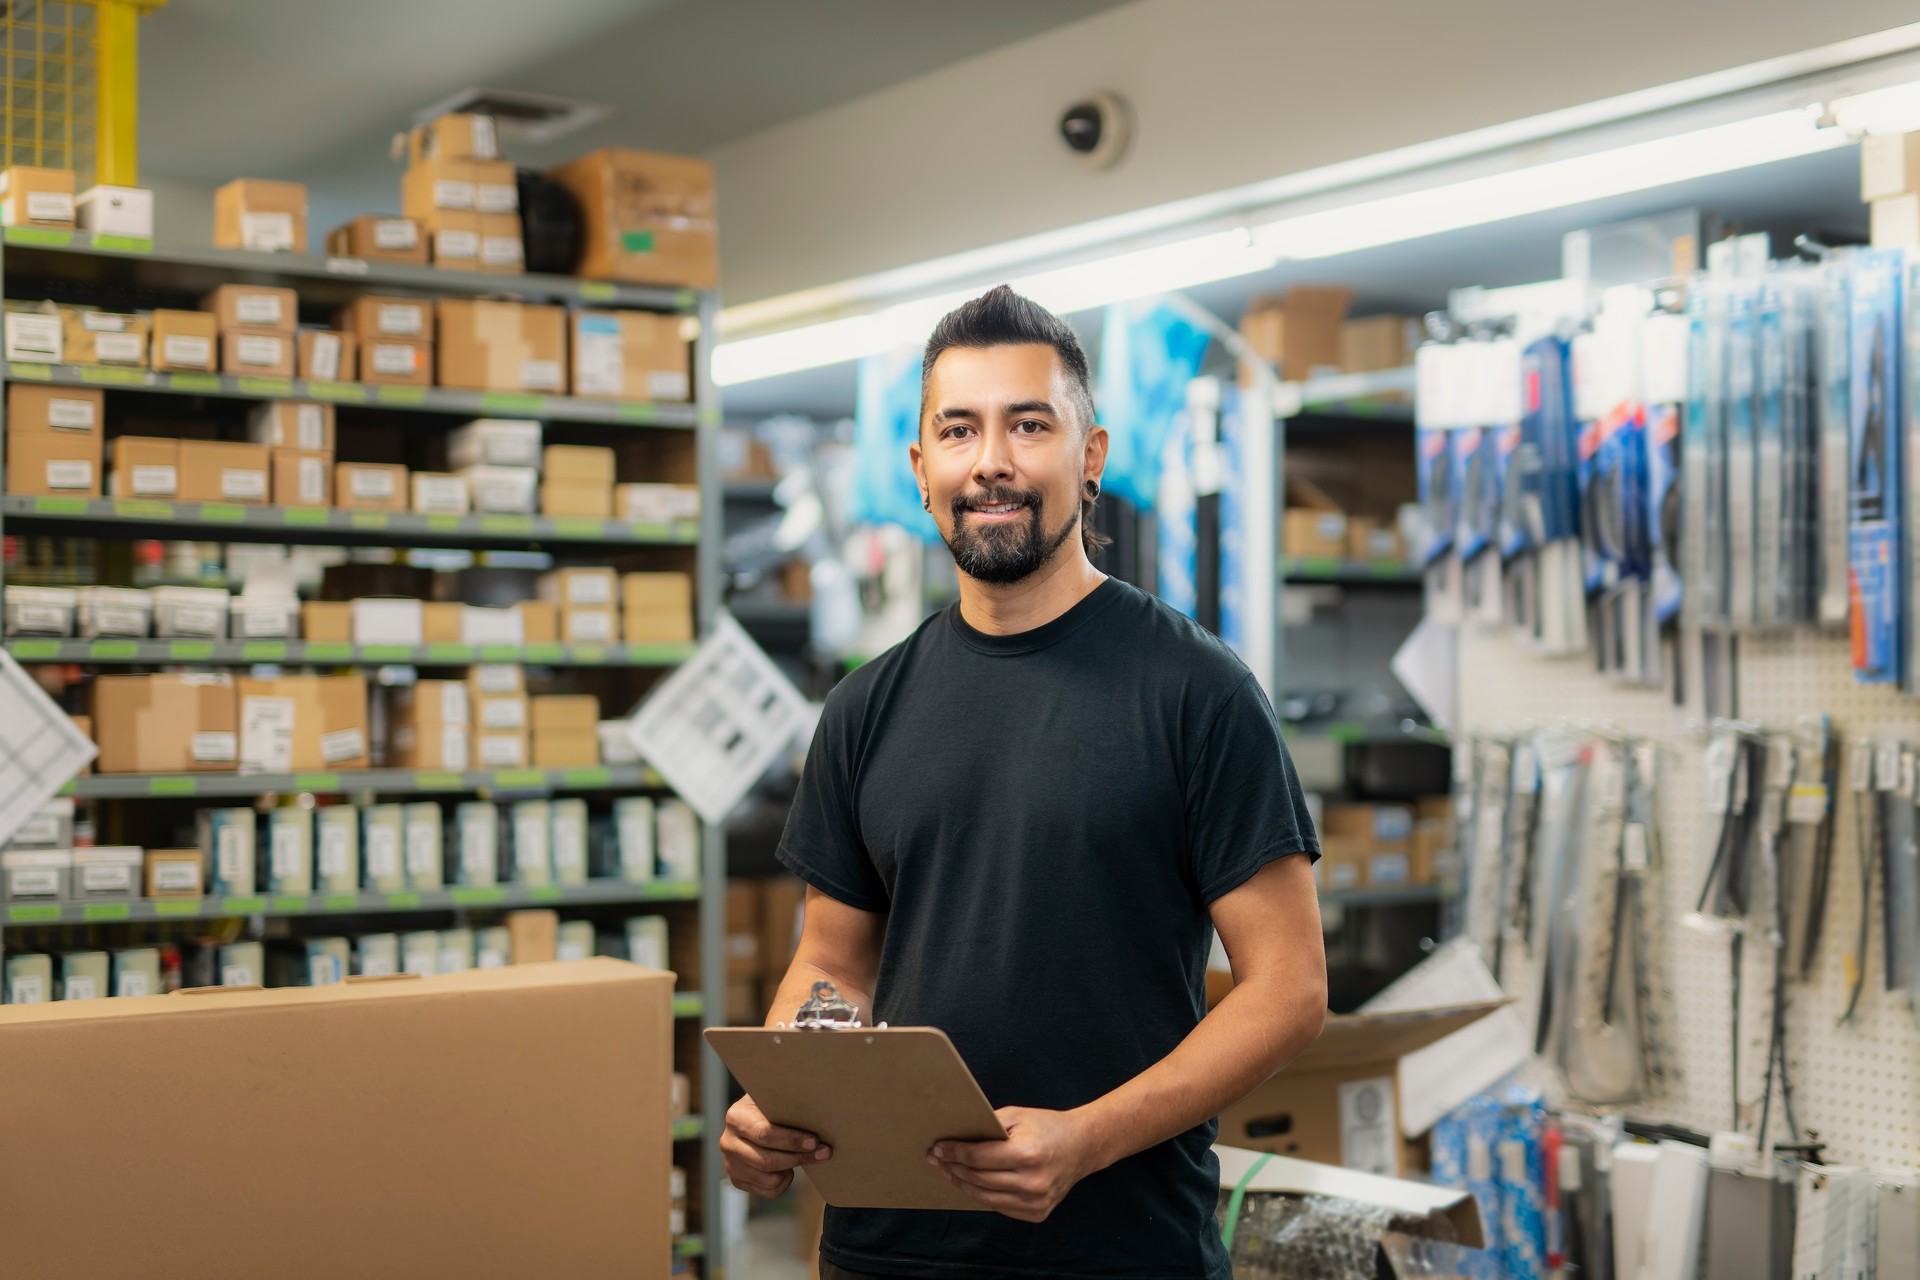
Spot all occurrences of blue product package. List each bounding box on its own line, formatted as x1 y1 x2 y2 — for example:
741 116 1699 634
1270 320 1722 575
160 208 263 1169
1493 1087 1550 1279
1648 402 1685 623
1495 423 1531 560
852 347 941 541
1217 386 1245 656
1455 426 1495 562
1095 298 1211 511
1819 257 1854 626
1418 423 1455 565
1756 285 1789 626
1725 283 1759 627
1684 286 1725 624
1155 405 1198 619
1431 1095 1507 1280
1849 247 1904 684
1523 337 1578 543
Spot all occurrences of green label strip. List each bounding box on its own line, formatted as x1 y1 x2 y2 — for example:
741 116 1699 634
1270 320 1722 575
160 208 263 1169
412 772 462 790
349 511 391 529
616 401 660 424
520 643 564 664
528 885 563 902
198 503 247 523
671 1118 702 1141
6 226 72 246
148 777 198 796
293 773 340 791
7 903 61 922
478 515 534 535
167 372 223 393
223 896 267 914
271 895 310 913
493 769 545 790
646 880 700 901
569 644 607 664
476 644 520 662
578 281 617 302
480 392 545 416
562 768 612 789
302 643 353 662
375 385 427 406
622 230 656 254
425 513 461 531
281 507 329 526
9 639 60 659
7 360 52 380
92 234 153 254
33 494 87 513
167 640 215 660
450 886 505 906
112 498 174 519
241 641 289 661
551 517 601 539
235 376 292 397
424 644 470 663
153 899 203 917
385 892 422 909
80 364 146 386
307 380 367 402
88 639 139 659
81 902 131 921
358 645 412 663
322 893 360 912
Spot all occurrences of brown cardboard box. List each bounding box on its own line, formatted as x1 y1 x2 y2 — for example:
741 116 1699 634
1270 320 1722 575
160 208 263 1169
531 695 600 734
1322 803 1416 889
9 383 102 436
326 215 428 264
338 295 434 343
1315 834 1369 894
532 730 599 767
390 718 470 770
726 880 761 978
514 601 558 644
1340 315 1420 375
235 674 369 772
1862 130 1920 202
541 480 613 518
540 566 619 610
403 156 480 219
1283 474 1349 560
670 1072 692 1119
472 160 517 219
467 663 525 700
623 573 695 644
478 211 525 274
548 148 718 288
149 309 219 371
271 449 332 507
760 876 806 984
1215 1002 1505 1176
394 679 471 725
560 606 618 646
251 401 336 452
1348 518 1405 564
617 482 701 525
298 329 356 382
359 336 433 386
474 691 528 734
505 910 559 963
411 471 470 515
202 284 298 333
544 444 615 484
143 848 204 898
300 601 352 642
335 462 408 511
221 329 295 378
90 673 237 773
0 960 673 1280
6 430 99 495
1240 287 1353 379
214 178 309 253
407 113 500 166
178 440 270 505
573 309 691 401
0 165 75 227
436 299 566 393
110 436 181 499
423 212 483 268
60 308 148 366
421 602 465 644
475 729 529 770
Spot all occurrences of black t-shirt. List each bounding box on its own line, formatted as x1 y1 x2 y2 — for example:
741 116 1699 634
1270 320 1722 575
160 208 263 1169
776 577 1318 1280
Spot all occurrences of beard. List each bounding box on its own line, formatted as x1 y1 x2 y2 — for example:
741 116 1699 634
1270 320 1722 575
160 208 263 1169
944 484 1080 585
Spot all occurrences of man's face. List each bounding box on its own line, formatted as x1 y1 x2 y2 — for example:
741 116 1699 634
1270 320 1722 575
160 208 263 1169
910 343 1107 586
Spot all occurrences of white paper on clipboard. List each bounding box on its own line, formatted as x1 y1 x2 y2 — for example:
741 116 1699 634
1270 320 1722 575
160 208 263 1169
0 650 97 847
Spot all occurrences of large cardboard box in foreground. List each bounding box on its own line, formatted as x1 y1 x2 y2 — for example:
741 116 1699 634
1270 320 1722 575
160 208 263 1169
548 148 717 288
0 959 675 1280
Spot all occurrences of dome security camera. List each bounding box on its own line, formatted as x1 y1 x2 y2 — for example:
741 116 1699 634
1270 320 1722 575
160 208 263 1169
1059 92 1131 169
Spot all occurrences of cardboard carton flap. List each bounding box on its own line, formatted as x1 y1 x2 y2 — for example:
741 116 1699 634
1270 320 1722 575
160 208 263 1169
1283 1000 1508 1074
1215 1144 1485 1250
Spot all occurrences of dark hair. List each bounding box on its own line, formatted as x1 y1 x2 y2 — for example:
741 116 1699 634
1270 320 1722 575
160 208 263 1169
920 284 1109 559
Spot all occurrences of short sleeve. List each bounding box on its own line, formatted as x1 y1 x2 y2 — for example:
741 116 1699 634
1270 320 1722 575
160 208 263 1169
1185 673 1320 903
775 693 891 913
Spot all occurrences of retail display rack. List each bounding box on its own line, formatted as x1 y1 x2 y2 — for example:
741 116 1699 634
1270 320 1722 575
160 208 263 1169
0 229 729 1274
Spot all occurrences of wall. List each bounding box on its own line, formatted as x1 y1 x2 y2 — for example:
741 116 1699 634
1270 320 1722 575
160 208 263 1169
710 0 1916 305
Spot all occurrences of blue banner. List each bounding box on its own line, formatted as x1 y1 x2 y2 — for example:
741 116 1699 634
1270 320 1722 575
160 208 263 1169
852 347 942 542
1096 299 1212 511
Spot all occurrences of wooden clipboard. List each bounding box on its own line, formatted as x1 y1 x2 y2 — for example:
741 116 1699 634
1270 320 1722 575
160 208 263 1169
706 1025 1007 1211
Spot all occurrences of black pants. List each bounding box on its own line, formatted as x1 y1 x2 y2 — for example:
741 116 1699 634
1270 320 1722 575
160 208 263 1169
820 1263 899 1280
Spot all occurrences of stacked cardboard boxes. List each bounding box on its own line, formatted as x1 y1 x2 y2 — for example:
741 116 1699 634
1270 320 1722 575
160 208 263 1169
248 401 335 508
5 383 101 497
338 294 434 390
1240 286 1352 380
449 418 541 515
1316 802 1438 891
389 679 470 770
204 283 297 379
0 165 75 229
542 443 613 517
400 113 522 272
1865 132 1920 249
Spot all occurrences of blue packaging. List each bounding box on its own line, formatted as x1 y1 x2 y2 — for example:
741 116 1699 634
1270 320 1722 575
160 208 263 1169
1648 402 1684 623
1455 426 1495 562
1819 257 1854 626
1684 286 1725 624
1849 247 1904 684
1492 1087 1550 1279
1495 423 1531 560
1431 1095 1506 1280
1418 423 1455 565
1523 337 1578 543
1725 283 1759 627
1756 284 1789 626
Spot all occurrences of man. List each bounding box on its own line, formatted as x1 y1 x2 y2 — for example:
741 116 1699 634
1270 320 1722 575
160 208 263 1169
722 285 1326 1279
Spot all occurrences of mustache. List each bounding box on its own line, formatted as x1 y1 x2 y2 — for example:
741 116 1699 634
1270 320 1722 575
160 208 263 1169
952 486 1044 515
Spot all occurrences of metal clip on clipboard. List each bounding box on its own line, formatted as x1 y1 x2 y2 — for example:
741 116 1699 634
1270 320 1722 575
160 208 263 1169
779 980 887 1031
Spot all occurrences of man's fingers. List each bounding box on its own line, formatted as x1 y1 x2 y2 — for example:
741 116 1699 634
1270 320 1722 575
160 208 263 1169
750 1119 823 1154
729 1166 793 1198
931 1139 1022 1170
934 1160 1028 1193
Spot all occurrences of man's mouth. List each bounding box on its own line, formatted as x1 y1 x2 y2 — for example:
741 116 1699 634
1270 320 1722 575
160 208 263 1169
970 501 1025 515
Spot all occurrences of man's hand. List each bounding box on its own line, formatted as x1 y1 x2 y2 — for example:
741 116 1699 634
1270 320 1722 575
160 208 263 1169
721 1094 832 1198
928 1106 1101 1223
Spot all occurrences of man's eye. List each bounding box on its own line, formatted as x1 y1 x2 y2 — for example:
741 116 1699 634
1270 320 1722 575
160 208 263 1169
1016 419 1045 434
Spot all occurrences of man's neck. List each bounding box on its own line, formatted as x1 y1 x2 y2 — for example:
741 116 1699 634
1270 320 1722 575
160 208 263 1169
956 548 1107 636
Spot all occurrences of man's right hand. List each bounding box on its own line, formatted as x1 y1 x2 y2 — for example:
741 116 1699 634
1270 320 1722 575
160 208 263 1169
721 1094 833 1197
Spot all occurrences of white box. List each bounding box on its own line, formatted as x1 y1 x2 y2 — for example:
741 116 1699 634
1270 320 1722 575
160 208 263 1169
356 932 399 977
438 927 474 975
656 799 699 882
8 798 75 849
598 720 642 765
411 472 470 515
618 483 701 525
510 800 550 885
5 585 76 637
75 586 150 639
351 598 424 646
460 606 522 646
474 926 510 969
151 585 230 639
5 304 60 362
266 809 313 895
550 798 588 886
404 801 443 890
556 920 595 963
455 464 538 514
361 804 405 893
454 801 498 887
447 419 541 469
71 847 142 900
315 804 359 894
75 185 154 238
230 597 299 639
615 796 655 883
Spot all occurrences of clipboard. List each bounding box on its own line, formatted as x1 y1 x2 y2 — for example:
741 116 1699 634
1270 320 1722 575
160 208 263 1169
705 981 1007 1212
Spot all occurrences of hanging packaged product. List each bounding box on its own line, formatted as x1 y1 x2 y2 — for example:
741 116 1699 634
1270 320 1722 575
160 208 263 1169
1848 247 1904 685
1523 334 1585 655
1413 340 1457 567
1818 252 1855 627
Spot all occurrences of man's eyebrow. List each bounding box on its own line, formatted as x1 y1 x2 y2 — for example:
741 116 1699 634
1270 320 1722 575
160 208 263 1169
931 405 980 423
1005 400 1059 417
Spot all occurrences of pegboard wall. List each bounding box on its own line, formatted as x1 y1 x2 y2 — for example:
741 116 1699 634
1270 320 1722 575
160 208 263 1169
1456 624 1920 1171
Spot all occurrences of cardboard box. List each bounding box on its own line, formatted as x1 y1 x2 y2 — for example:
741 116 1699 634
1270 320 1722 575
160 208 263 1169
177 440 270 505
448 418 541 469
90 673 236 773
436 299 566 393
548 148 717 288
9 382 101 436
541 480 612 518
532 731 599 767
476 730 529 769
1348 518 1405 564
7 430 99 495
407 112 500 165
1213 1145 1486 1268
150 309 219 371
403 156 479 217
298 329 355 382
532 695 599 734
469 663 525 699
559 607 617 646
272 449 331 507
0 961 673 1280
326 215 427 264
359 336 432 386
235 674 369 773
424 213 482 268
573 310 691 401
336 462 408 511
75 185 153 238
0 165 74 227
203 284 298 333
459 605 522 646
300 601 352 643
474 691 528 733
1862 131 1920 202
351 599 422 646
1240 287 1353 379
250 400 336 452
411 471 469 515
61 308 148 366
1340 314 1421 375
1872 193 1920 250
458 463 539 513
760 876 806 984
617 482 700 525
623 572 695 644
221 329 294 378
215 178 308 253
1284 475 1350 560
725 880 761 977
391 718 471 771
143 848 204 898
540 566 618 609
544 443 615 484
339 295 434 343
514 601 558 644
478 211 525 274
420 603 465 645
1214 1002 1505 1177
151 585 230 639
505 909 558 963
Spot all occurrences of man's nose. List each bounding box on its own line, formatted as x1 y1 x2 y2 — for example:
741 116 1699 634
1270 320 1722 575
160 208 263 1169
972 428 1014 485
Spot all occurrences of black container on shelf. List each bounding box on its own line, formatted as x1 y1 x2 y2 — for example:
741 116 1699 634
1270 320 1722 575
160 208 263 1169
516 169 583 276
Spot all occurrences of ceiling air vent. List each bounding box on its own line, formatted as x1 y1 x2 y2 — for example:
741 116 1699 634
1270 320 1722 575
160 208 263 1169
411 88 611 145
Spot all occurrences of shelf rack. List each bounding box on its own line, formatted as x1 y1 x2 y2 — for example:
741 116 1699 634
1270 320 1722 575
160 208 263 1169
0 232 730 1274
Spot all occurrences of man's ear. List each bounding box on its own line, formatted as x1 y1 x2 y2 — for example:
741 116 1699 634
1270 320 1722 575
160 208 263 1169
909 438 929 509
1084 421 1110 484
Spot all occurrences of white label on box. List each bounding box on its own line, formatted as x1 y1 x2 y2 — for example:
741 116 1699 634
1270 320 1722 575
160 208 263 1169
10 868 59 895
414 474 466 513
481 698 524 730
163 333 212 367
440 724 469 769
236 294 283 326
241 694 296 773
308 954 341 986
11 604 65 632
1336 1075 1397 1176
474 664 518 693
477 947 505 969
1328 860 1359 891
361 955 394 977
81 863 132 892
321 727 365 764
350 467 397 500
366 826 399 880
371 342 416 376
27 191 72 222
297 455 325 504
406 823 438 875
373 219 418 250
461 822 493 874
318 826 350 879
240 210 295 252
325 256 371 276
435 229 479 260
153 861 200 892
64 974 98 1000
239 606 290 637
461 606 521 646
433 179 475 210
307 332 342 381
403 946 435 977
470 472 534 511
6 312 60 361
47 396 97 429
236 334 283 367
436 683 470 722
296 403 327 450
83 311 126 333
94 331 142 363
220 963 254 987
480 734 525 767
376 304 423 337
46 459 92 490
558 938 588 963
217 824 250 881
168 604 222 636
568 611 615 643
471 114 498 159
481 235 523 267
192 730 237 763
1367 851 1411 886
118 971 150 998
575 326 623 397
521 357 561 391
13 808 64 846
553 817 585 870
9 975 44 1003
272 824 305 878
476 182 518 214
648 370 691 401
669 1208 686 1237
567 575 613 606
221 467 267 500
93 604 145 635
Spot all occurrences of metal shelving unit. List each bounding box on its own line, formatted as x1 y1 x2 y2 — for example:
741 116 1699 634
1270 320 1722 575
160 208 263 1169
0 233 730 1275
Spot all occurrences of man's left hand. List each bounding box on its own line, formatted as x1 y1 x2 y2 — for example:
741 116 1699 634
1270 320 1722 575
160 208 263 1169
929 1106 1101 1223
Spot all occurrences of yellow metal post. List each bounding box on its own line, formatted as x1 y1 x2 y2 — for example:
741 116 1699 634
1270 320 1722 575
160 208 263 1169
93 0 144 186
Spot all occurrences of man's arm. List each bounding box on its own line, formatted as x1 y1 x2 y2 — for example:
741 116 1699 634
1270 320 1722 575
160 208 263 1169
932 853 1325 1220
720 887 887 1198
